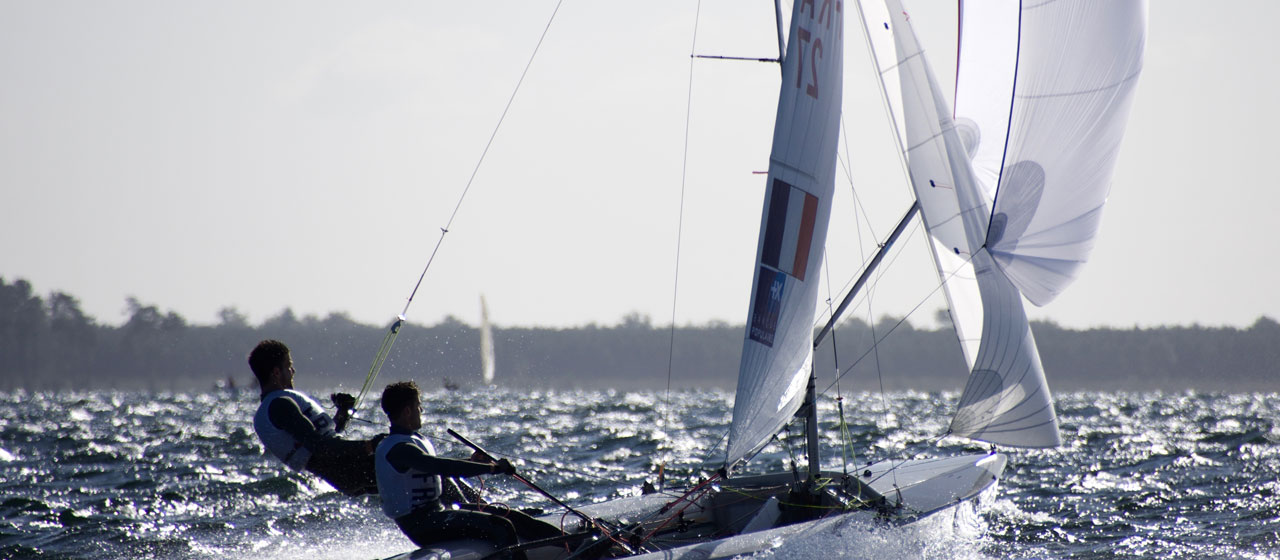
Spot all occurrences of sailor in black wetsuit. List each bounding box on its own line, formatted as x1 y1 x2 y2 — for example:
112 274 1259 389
249 339 379 496
375 381 563 557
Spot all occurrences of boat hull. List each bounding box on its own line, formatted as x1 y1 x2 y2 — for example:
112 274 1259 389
380 452 1005 560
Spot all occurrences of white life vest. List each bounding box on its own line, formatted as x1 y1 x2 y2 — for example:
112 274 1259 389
375 432 443 519
253 389 337 470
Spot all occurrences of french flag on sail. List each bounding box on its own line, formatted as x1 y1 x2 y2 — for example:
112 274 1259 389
761 179 818 282
748 179 819 347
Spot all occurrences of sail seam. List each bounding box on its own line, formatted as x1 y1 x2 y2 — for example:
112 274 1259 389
1015 68 1144 100
768 158 821 183
876 48 925 78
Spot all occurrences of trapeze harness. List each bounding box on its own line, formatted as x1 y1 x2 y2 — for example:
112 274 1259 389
253 389 337 470
375 432 444 519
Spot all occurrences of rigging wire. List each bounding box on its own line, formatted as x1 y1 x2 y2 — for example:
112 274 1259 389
828 107 872 477
814 215 960 489
818 2 943 487
352 0 566 409
820 243 975 396
660 0 704 486
821 257 852 477
417 431 618 486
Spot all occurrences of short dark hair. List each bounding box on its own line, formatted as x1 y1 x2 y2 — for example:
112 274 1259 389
381 381 420 419
248 340 290 385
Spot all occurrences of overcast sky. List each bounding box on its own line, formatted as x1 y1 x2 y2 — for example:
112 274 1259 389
2 1 1275 331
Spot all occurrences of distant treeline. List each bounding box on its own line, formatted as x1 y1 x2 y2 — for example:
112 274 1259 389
2 277 1278 392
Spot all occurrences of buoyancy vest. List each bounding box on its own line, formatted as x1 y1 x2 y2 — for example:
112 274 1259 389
253 389 337 470
375 432 443 519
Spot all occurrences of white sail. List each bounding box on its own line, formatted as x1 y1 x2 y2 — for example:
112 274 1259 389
725 0 844 471
861 0 1064 447
480 295 494 385
858 0 985 369
956 1 1148 306
953 1 1146 445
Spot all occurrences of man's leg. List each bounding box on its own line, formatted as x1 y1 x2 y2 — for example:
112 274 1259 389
396 508 522 557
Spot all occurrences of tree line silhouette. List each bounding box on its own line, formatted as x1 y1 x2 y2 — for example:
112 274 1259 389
2 276 1277 392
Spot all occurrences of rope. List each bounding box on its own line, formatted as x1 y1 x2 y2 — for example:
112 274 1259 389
351 0 566 410
636 472 722 547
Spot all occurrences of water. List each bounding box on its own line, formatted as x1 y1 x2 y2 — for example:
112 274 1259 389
2 389 1277 559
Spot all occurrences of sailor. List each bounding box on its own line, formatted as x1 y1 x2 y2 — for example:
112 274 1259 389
248 339 379 496
375 380 563 558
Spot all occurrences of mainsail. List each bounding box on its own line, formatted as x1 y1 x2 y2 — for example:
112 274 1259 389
725 0 845 471
858 0 1146 448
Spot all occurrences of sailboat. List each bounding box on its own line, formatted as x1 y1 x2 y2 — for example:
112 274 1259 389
480 295 495 387
444 297 495 391
385 1 1145 558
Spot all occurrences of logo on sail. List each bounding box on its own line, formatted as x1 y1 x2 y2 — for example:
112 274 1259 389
749 268 787 347
749 179 819 347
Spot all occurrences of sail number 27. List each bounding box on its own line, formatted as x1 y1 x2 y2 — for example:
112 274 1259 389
793 0 841 100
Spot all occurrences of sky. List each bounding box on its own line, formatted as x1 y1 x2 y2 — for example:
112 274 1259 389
1 1 1276 331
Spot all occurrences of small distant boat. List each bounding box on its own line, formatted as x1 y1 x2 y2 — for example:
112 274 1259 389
479 295 495 387
214 375 241 398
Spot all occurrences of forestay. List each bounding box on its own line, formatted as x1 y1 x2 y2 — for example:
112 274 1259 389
725 0 845 471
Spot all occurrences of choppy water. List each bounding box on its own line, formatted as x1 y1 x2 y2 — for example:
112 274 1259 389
1 389 1278 559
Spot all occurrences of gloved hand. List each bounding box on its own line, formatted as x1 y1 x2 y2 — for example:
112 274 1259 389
330 392 356 411
334 407 352 433
330 393 356 432
493 458 517 476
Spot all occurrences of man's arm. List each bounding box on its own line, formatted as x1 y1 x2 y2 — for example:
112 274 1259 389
268 396 366 457
385 441 494 478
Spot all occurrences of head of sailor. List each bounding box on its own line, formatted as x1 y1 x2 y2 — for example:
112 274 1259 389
380 381 423 432
248 339 295 395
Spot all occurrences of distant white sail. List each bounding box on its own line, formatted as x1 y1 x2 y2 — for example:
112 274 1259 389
726 0 845 471
480 295 494 385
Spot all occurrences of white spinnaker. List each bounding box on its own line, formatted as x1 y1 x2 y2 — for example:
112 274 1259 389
871 0 1061 447
726 0 844 471
957 0 1148 306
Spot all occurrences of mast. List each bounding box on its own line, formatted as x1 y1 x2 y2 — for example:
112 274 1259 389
773 0 785 71
813 201 921 349
805 201 919 480
803 365 820 479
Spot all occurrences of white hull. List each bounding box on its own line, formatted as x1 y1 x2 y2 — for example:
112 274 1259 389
382 453 1005 560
